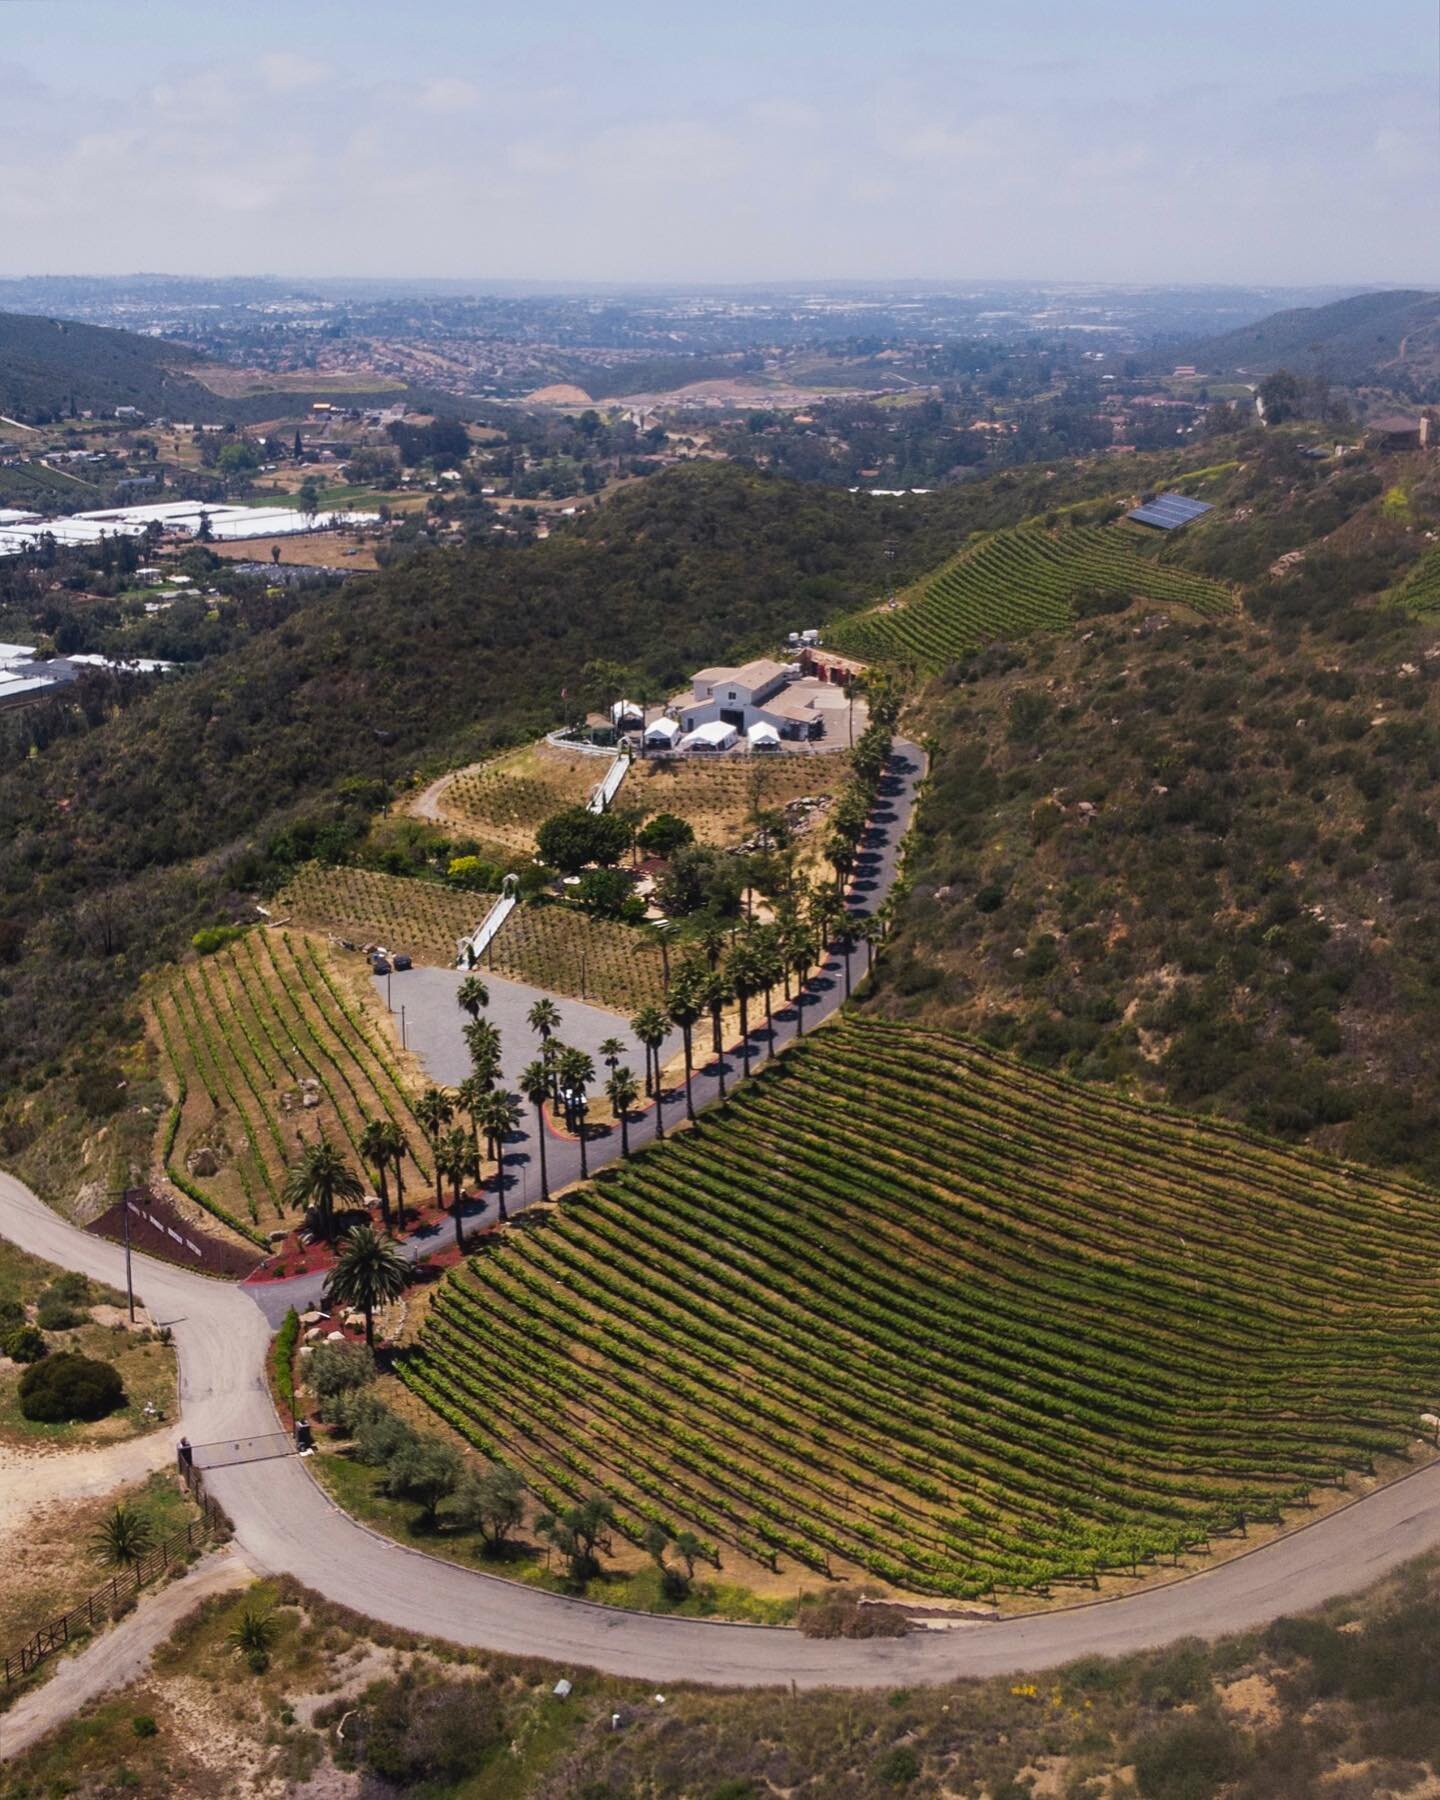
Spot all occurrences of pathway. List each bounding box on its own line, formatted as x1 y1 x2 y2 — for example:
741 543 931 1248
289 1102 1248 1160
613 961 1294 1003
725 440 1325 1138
0 1436 177 1533
1 1549 251 1760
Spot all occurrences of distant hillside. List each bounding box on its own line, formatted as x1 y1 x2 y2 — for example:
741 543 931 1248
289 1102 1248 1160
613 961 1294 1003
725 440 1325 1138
0 309 230 423
0 309 462 427
1187 289 1440 383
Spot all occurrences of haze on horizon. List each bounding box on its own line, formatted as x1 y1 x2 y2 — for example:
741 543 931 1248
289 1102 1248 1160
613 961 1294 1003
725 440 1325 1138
0 0 1436 289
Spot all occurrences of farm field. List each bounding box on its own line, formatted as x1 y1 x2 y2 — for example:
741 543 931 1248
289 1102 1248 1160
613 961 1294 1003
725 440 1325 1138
276 861 665 1012
628 749 852 847
403 1018 1440 1602
426 743 606 852
829 522 1235 669
149 930 431 1243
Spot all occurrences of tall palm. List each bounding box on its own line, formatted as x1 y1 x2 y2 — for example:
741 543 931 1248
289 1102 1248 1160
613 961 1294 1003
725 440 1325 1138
697 919 729 971
414 1087 455 1208
755 925 785 1040
558 1046 595 1179
858 909 884 975
527 997 561 1050
606 1067 640 1159
324 1223 408 1346
456 973 490 1022
785 928 818 1036
724 938 763 1080
808 884 842 955
704 967 733 1098
283 1135 364 1247
456 1073 489 1157
827 830 857 900
359 1118 395 1235
630 1004 669 1138
463 1017 502 1078
666 967 705 1125
519 1058 551 1200
436 1126 478 1252
837 912 863 1000
479 1089 522 1221
386 1122 410 1227
598 1035 625 1077
629 1005 668 1099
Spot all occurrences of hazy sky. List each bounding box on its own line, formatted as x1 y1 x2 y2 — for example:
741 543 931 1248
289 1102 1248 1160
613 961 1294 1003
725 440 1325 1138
0 0 1435 284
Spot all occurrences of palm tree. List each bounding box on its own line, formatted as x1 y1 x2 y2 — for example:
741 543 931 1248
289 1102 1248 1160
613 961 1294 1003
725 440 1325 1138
414 1087 455 1208
463 1016 502 1078
858 909 886 976
456 973 490 1022
456 1073 489 1156
808 883 842 955
755 924 785 1040
598 1035 625 1076
630 1004 669 1138
785 928 818 1036
519 1059 551 1200
827 829 857 900
558 1046 595 1179
704 966 733 1098
697 919 729 971
325 1223 409 1346
666 966 705 1125
436 1127 478 1252
359 1118 396 1236
383 1120 410 1228
527 997 561 1050
724 937 764 1080
606 1067 640 1159
283 1136 364 1247
478 1089 522 1221
91 1501 154 1570
837 912 863 1000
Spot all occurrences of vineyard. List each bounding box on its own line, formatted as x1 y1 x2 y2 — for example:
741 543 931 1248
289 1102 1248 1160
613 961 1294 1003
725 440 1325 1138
829 524 1235 668
277 863 492 964
428 744 606 850
150 931 430 1239
277 862 664 1011
1389 547 1440 617
402 1018 1440 1601
628 750 852 847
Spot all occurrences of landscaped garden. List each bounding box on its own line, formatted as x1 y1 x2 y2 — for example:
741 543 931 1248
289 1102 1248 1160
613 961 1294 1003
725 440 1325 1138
830 522 1235 668
401 1016 1440 1602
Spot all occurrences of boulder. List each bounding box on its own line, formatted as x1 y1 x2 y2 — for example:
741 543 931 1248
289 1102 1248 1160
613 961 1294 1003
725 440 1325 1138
188 1146 220 1177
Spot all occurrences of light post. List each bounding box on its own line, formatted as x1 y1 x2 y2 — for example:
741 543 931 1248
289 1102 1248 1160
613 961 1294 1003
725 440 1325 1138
400 1004 407 1050
106 1187 136 1323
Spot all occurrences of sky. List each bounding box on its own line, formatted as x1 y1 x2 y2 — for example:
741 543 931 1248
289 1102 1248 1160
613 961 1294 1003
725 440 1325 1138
0 0 1435 285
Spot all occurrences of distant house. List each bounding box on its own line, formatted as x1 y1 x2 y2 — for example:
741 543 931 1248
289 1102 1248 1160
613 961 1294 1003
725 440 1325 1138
672 654 856 746
1367 414 1435 453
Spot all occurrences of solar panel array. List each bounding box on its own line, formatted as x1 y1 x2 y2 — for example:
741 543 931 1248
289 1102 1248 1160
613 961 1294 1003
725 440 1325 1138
1127 493 1214 531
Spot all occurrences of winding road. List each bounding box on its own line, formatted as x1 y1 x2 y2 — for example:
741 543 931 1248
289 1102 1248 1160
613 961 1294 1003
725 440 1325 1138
3 739 1436 1689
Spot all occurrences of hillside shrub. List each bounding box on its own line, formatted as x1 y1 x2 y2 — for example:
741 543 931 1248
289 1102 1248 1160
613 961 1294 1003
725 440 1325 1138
191 924 248 955
1130 1713 1241 1799
349 1675 504 1785
19 1351 124 1421
4 1323 47 1363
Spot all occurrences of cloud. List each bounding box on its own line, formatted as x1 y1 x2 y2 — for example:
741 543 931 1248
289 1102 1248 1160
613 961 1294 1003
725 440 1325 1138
419 76 479 114
258 52 330 94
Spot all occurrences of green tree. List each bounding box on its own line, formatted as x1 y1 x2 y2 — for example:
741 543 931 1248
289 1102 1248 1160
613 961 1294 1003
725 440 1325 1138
435 1128 478 1252
283 1135 363 1247
414 1087 455 1209
725 935 765 1080
451 1462 527 1555
630 1004 670 1138
456 973 490 1021
606 1065 641 1158
359 1117 403 1236
666 964 706 1125
636 812 694 857
518 1059 551 1200
535 807 630 874
384 1434 463 1528
558 1046 596 1179
228 1606 279 1673
534 1495 614 1584
91 1501 154 1570
324 1224 409 1347
478 1089 522 1221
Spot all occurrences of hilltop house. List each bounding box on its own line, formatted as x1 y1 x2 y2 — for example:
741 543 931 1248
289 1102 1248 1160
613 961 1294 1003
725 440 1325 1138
672 655 859 746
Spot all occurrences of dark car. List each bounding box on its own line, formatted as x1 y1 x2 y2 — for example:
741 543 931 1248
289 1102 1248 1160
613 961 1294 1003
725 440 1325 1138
393 953 412 972
371 955 391 975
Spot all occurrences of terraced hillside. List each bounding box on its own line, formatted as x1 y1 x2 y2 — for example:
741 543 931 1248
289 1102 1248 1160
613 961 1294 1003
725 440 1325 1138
628 750 852 847
150 932 430 1243
404 1019 1440 1601
277 862 664 1012
427 744 606 852
830 523 1235 668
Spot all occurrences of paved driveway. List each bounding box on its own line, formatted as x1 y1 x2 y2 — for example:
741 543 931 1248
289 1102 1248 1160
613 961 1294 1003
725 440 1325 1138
375 964 676 1091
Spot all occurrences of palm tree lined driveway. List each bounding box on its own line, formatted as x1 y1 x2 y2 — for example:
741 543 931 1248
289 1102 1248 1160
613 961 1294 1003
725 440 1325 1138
246 737 927 1324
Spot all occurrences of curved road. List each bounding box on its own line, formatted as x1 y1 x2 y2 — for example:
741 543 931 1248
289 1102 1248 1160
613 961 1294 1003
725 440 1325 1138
3 739 1436 1686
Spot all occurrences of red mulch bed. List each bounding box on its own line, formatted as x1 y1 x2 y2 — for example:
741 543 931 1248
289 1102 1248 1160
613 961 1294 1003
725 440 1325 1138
244 1191 493 1284
87 1189 260 1280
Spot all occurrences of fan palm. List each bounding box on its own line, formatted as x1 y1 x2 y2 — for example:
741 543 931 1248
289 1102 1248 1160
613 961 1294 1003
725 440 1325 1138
456 973 490 1021
598 1035 625 1074
463 1016 502 1077
414 1087 455 1208
91 1501 154 1570
666 965 706 1125
518 1058 551 1200
527 997 561 1046
784 928 818 1036
456 1074 489 1156
630 1004 669 1138
284 1135 364 1247
558 1046 595 1179
704 966 733 1098
324 1223 409 1345
606 1067 641 1159
478 1089 522 1221
724 937 764 1080
359 1118 395 1236
436 1127 479 1252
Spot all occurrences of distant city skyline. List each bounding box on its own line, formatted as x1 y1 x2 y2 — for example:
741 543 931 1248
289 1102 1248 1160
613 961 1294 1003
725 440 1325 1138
0 0 1435 286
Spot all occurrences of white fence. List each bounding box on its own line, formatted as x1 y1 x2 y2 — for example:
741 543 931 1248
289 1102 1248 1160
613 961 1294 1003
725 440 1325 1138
588 754 630 814
456 876 520 968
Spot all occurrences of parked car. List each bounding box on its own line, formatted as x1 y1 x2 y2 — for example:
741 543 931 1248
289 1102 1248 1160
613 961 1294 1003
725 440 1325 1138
393 953 412 971
371 955 391 975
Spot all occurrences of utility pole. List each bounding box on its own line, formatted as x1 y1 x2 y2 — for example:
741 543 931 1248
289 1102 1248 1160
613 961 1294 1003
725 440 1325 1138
121 1198 135 1323
400 1004 407 1051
